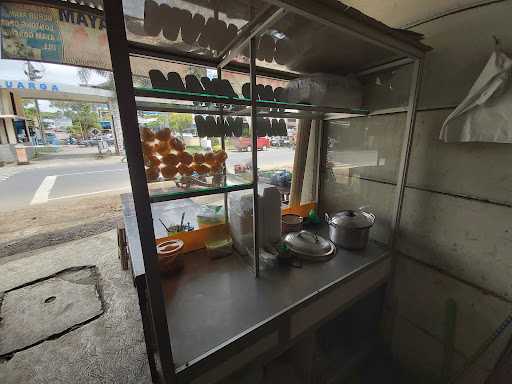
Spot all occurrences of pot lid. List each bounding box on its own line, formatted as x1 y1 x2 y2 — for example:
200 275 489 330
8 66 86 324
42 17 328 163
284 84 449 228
327 210 375 229
283 230 334 258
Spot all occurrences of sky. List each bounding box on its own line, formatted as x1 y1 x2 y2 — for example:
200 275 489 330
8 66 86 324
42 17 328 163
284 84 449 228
0 59 108 111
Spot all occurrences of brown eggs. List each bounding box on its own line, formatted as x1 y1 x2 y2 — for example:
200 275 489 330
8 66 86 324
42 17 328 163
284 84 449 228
142 141 156 156
204 152 216 165
162 153 178 166
209 162 222 174
214 150 228 163
196 164 209 175
177 151 193 165
155 128 171 142
177 163 193 176
141 127 155 141
145 166 160 182
156 141 171 156
171 138 185 152
145 155 161 167
193 153 205 164
161 165 178 179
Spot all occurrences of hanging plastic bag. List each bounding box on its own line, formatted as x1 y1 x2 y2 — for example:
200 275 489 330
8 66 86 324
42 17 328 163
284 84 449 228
439 44 512 143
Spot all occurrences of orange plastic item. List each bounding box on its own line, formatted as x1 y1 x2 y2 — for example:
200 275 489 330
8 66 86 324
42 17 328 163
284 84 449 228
282 202 317 218
156 223 229 254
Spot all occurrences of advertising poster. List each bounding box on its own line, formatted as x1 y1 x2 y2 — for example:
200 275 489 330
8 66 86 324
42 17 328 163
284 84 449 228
0 3 111 70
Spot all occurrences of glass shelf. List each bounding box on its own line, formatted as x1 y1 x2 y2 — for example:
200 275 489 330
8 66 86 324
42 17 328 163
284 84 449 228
134 87 369 116
148 174 253 203
134 87 251 107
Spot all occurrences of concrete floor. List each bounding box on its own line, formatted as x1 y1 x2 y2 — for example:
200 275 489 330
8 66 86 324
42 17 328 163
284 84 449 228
0 230 152 384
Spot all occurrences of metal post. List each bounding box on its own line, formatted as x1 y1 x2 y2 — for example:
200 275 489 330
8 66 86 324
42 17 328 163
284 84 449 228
103 1 176 382
34 99 45 144
389 59 423 249
384 58 424 341
217 67 229 224
250 36 260 277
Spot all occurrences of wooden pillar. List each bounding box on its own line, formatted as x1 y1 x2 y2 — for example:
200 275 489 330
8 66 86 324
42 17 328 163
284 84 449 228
289 119 312 207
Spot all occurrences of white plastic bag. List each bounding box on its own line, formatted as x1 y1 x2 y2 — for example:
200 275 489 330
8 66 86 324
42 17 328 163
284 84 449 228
440 49 512 143
286 73 362 108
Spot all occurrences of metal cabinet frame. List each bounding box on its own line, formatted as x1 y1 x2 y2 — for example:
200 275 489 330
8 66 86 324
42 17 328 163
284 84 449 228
100 1 428 382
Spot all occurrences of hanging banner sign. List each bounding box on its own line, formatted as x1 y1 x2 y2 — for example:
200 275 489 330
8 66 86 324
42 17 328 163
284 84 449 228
0 2 111 70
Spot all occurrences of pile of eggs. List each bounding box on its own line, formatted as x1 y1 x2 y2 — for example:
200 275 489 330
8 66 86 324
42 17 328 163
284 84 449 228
141 127 228 182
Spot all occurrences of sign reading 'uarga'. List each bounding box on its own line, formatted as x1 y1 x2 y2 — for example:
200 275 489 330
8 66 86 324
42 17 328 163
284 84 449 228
0 2 111 70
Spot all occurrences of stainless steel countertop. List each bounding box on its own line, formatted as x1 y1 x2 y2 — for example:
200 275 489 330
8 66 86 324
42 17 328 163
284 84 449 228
121 194 389 370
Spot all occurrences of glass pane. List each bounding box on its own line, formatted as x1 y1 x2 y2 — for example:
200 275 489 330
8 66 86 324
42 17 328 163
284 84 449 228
152 193 226 238
358 63 413 111
234 10 400 76
137 111 253 201
321 113 408 245
123 0 266 59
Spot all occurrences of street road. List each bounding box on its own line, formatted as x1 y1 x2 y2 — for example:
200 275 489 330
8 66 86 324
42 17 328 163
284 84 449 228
0 148 296 212
0 147 379 212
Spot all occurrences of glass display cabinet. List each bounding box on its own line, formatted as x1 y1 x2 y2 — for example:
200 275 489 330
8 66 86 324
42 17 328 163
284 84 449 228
104 1 430 382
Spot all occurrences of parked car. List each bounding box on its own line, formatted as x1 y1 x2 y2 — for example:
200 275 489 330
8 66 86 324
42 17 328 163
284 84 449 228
80 135 114 147
231 137 271 151
270 136 291 147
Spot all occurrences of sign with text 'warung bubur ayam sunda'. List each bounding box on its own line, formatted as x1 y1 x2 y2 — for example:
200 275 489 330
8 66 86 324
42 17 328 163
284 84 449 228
0 2 111 70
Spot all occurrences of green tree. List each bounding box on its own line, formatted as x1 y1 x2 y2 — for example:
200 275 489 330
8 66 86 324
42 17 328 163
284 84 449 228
49 101 100 139
168 113 192 139
22 100 37 121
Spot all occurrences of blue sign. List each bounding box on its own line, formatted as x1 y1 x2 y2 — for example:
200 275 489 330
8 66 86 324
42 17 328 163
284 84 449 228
0 80 59 92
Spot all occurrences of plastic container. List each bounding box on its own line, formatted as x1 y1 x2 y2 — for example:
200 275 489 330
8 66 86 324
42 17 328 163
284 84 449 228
205 237 233 259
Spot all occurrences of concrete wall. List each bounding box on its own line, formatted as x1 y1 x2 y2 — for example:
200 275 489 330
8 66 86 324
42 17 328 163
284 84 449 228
394 2 512 381
321 1 512 381
0 144 16 163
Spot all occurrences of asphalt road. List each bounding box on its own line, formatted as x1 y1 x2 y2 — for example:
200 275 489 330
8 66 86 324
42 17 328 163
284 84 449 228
0 147 379 212
0 148 297 212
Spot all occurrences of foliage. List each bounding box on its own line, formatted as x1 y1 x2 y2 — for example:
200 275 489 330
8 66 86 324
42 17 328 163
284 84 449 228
77 67 114 90
22 100 37 121
169 113 192 138
140 112 193 139
49 101 100 138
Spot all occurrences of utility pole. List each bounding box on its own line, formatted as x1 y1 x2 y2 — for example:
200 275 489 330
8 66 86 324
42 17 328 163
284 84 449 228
24 62 46 144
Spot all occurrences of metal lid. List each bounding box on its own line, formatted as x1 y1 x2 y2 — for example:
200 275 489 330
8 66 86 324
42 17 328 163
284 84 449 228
326 210 375 229
283 230 334 258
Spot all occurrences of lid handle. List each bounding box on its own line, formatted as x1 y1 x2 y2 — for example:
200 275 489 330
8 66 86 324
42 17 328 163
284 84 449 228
298 230 319 243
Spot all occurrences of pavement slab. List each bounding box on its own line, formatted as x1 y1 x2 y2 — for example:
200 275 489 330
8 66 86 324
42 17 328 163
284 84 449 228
0 230 151 384
0 266 103 357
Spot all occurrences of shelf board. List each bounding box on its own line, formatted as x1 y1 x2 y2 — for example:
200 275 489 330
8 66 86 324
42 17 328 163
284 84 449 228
149 180 253 203
134 87 369 116
136 98 249 116
134 87 251 107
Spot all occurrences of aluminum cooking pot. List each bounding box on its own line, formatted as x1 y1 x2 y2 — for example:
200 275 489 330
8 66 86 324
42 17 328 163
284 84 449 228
325 210 375 250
